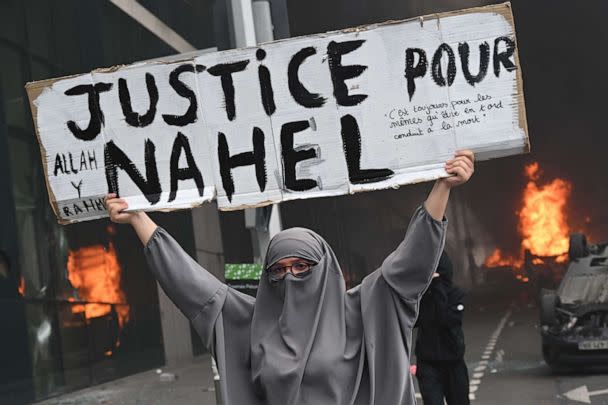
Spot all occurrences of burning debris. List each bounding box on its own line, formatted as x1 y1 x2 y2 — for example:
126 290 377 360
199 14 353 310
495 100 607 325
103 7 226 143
519 163 571 262
485 162 576 273
484 248 522 268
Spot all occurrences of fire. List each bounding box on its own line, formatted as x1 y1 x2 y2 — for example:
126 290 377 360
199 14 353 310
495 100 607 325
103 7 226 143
519 163 571 257
524 162 540 180
532 258 544 265
484 162 572 269
484 248 522 268
67 243 129 328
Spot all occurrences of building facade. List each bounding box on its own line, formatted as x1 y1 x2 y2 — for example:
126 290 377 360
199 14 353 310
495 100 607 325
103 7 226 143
0 1 236 402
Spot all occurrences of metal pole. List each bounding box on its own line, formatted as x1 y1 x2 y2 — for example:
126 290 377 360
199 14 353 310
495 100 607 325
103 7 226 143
229 0 257 47
212 4 284 404
244 0 283 266
252 0 274 43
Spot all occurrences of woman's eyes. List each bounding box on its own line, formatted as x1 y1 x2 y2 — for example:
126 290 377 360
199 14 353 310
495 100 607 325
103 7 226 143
268 262 311 274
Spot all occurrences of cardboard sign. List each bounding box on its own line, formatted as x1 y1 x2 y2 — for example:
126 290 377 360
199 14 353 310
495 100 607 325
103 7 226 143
26 3 528 224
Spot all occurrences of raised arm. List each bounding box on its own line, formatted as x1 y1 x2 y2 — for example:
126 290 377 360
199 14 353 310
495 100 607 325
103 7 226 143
105 193 158 245
105 194 226 344
380 150 474 301
424 150 475 221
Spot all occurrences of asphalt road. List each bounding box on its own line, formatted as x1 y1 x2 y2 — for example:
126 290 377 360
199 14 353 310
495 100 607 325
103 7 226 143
419 288 608 405
37 285 607 405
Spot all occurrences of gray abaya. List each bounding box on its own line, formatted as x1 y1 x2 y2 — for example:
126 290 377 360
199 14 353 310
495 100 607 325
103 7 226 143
145 205 446 405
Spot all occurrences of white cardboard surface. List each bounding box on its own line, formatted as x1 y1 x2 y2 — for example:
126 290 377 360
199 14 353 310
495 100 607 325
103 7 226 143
26 3 528 223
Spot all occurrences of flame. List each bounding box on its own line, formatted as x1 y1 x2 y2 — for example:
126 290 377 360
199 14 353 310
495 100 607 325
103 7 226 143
484 248 522 268
524 162 540 181
67 243 129 329
519 164 571 257
532 258 544 265
485 162 572 270
18 276 25 296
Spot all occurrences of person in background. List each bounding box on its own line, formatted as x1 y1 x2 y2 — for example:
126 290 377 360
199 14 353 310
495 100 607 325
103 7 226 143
415 252 469 405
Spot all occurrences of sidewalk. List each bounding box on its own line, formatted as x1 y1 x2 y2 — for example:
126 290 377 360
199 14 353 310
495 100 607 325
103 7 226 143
35 354 217 405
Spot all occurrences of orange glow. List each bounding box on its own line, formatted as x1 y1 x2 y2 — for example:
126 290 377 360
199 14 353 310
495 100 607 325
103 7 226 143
484 248 522 268
485 162 573 272
67 243 129 329
106 224 117 236
524 162 540 181
519 163 571 257
18 276 25 296
532 258 544 265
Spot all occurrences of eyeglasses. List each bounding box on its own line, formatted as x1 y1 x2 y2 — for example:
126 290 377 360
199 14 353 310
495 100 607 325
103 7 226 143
267 261 315 282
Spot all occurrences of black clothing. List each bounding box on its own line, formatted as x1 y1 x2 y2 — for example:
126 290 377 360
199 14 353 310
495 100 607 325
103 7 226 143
415 252 469 404
417 360 470 405
415 253 465 362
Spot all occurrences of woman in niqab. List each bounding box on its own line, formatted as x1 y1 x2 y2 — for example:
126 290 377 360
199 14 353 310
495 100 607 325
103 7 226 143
106 150 475 405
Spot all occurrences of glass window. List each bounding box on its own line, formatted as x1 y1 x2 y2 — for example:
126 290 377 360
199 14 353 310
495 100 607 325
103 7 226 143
1 0 225 401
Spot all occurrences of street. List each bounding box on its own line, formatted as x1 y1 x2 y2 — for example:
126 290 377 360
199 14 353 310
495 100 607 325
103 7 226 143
37 284 608 405
431 289 608 405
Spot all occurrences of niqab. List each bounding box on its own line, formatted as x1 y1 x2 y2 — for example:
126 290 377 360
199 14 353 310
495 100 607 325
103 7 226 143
251 228 363 404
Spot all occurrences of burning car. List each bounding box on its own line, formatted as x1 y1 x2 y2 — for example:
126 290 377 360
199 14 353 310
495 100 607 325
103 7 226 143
540 234 608 369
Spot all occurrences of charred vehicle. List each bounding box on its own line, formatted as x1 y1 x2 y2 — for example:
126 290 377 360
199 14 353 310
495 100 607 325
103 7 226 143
540 234 608 369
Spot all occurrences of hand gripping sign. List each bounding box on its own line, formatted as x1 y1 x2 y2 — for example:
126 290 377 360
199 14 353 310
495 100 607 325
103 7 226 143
26 3 528 224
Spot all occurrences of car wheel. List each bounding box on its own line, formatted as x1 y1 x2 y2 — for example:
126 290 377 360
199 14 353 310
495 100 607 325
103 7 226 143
540 289 557 326
569 233 588 261
542 343 559 371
